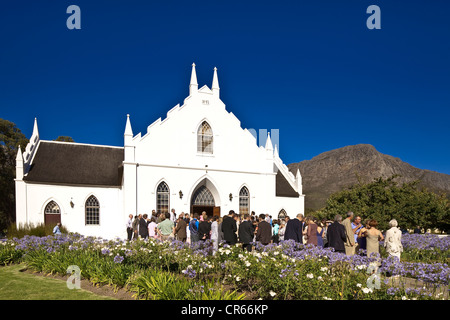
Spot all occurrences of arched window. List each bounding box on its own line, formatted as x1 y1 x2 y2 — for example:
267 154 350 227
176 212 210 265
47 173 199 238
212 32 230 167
239 186 250 216
85 195 100 225
278 209 287 219
192 185 215 206
156 182 170 214
45 201 60 214
197 121 213 154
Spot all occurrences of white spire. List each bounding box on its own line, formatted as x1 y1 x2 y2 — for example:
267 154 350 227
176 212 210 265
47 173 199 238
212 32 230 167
16 146 24 180
212 66 220 97
265 132 273 151
274 144 279 158
124 114 133 137
189 63 198 95
32 117 39 140
296 168 303 194
16 145 23 162
124 114 134 162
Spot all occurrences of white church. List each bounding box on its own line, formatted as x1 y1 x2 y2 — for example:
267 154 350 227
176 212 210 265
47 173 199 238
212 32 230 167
15 64 305 240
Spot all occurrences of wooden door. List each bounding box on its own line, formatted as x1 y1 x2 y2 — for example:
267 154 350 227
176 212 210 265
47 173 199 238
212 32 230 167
213 206 220 217
45 213 61 227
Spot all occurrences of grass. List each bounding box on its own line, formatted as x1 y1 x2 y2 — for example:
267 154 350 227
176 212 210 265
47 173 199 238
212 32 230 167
0 264 116 300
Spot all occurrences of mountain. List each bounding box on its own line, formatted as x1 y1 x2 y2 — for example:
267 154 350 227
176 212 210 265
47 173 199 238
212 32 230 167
287 144 450 211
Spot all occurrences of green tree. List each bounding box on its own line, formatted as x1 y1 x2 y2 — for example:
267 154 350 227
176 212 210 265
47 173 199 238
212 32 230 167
0 119 29 232
54 136 74 142
319 175 449 232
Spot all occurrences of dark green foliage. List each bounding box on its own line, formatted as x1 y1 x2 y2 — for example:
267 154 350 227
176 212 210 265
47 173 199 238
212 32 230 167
6 222 69 239
54 136 74 142
319 175 450 232
0 119 29 233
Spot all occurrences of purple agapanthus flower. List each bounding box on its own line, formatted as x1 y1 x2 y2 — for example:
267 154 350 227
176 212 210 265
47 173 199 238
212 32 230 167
113 254 124 264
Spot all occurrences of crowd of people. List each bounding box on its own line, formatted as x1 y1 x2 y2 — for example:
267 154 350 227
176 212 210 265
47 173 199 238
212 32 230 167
126 209 404 261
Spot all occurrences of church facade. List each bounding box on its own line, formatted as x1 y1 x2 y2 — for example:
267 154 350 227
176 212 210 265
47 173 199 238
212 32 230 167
15 64 304 240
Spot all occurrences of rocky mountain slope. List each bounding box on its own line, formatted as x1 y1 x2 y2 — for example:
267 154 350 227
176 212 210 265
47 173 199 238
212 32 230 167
287 144 450 211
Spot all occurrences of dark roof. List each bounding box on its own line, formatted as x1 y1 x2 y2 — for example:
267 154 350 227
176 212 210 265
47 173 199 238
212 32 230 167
24 141 124 187
276 169 299 198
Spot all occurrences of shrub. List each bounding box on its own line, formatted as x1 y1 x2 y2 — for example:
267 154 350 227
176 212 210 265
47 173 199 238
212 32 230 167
6 222 68 239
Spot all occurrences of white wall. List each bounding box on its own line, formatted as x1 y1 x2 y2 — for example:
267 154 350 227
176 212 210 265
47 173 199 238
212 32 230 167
18 183 124 239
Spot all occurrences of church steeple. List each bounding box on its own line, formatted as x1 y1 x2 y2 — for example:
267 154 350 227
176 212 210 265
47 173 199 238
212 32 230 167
189 63 198 96
16 145 24 180
212 67 220 97
124 114 133 137
265 132 273 151
29 117 39 143
124 114 134 162
265 131 274 160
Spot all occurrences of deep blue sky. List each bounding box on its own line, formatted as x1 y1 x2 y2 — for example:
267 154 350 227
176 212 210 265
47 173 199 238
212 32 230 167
1 0 449 174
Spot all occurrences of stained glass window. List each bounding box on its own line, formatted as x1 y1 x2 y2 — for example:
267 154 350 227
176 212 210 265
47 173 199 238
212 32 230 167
156 182 170 214
239 186 250 216
197 121 213 154
192 185 215 206
45 201 60 214
85 195 100 225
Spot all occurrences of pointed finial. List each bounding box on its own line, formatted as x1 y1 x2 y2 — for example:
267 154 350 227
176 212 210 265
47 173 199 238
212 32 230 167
212 66 220 97
274 144 279 158
32 117 39 136
265 132 273 151
189 63 198 95
16 145 23 161
124 114 133 136
296 168 302 192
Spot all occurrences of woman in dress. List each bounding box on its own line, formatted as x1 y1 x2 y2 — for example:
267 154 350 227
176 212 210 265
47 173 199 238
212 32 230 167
278 220 286 242
315 218 324 247
305 217 318 246
147 217 158 240
365 219 384 265
210 216 219 253
384 219 403 262
357 219 372 254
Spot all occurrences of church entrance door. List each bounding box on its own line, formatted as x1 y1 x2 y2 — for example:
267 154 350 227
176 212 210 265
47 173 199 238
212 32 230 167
191 185 220 218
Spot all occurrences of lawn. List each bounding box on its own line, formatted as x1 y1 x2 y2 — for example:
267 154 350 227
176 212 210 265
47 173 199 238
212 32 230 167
0 264 116 300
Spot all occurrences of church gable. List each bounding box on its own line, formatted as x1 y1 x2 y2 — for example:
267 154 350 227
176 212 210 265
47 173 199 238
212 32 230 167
125 64 270 172
198 85 213 94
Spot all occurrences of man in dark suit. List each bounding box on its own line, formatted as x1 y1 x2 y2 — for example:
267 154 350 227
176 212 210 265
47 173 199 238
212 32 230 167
239 213 255 252
221 210 237 245
198 216 212 241
284 213 304 243
256 214 272 245
138 214 149 239
326 214 347 253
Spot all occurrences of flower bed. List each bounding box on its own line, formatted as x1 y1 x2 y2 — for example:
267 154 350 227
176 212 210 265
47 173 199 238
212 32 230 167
0 233 448 300
394 233 450 263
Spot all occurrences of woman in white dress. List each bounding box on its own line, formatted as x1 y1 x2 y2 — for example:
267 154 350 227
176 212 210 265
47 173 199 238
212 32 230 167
384 219 403 262
210 216 219 253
